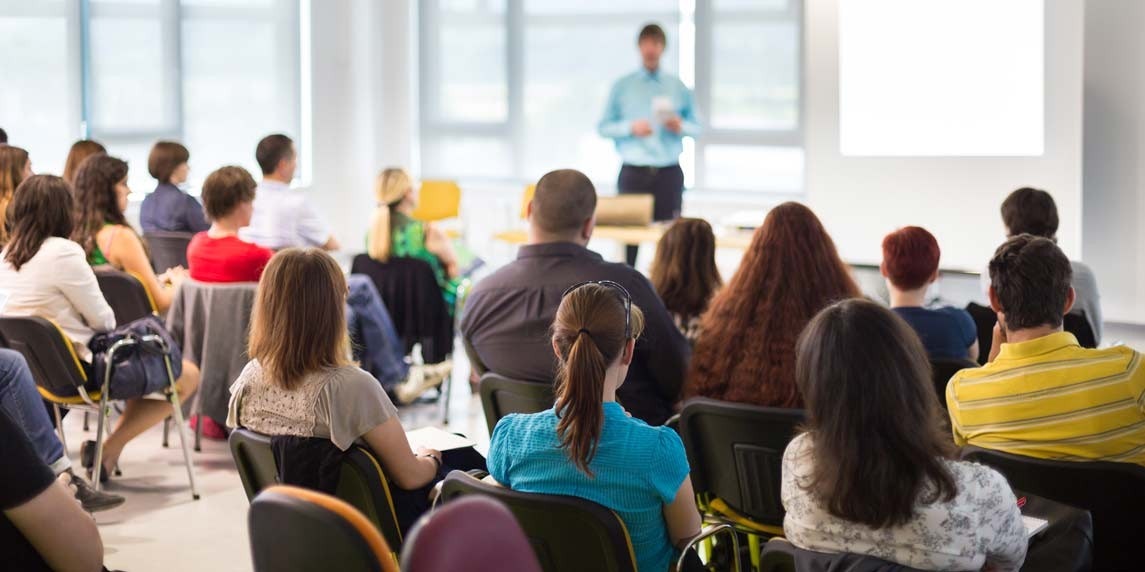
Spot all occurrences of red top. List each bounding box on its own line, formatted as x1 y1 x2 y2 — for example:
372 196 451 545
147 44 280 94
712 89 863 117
187 233 274 283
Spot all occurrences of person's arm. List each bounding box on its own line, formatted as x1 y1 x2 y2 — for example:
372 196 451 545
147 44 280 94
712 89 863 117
676 82 701 138
185 195 210 233
362 417 441 490
107 227 177 313
424 223 461 278
295 197 338 251
598 81 635 139
7 479 104 572
630 276 691 402
663 477 702 549
979 469 1028 572
56 244 116 332
967 340 980 363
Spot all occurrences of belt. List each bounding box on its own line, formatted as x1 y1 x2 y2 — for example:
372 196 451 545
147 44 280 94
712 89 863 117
622 164 679 174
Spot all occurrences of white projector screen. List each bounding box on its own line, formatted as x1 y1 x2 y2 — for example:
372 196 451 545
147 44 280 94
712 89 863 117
839 0 1044 156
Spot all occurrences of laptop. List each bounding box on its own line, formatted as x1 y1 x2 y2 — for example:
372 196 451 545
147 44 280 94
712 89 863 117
595 194 655 227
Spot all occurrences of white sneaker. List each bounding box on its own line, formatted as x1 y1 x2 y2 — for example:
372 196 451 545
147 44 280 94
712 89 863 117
395 360 452 404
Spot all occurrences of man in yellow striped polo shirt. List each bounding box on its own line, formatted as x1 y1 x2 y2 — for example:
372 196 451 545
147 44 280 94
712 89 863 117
947 235 1145 465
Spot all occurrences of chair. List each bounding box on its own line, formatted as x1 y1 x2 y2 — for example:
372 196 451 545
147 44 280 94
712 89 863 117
439 471 739 572
249 485 398 572
759 538 921 572
0 316 199 499
478 372 555 435
400 495 541 572
929 357 978 409
678 398 805 570
961 445 1145 570
520 183 536 219
965 303 1096 366
144 231 193 273
229 428 278 500
95 268 157 324
410 180 461 222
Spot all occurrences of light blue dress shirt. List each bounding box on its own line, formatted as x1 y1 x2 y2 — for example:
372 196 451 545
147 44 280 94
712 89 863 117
598 67 701 168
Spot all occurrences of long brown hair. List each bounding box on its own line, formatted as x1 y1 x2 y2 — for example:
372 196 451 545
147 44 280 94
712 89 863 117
650 218 721 320
552 283 646 477
71 154 130 259
795 299 957 527
687 202 860 408
62 140 106 184
248 248 352 390
3 175 75 271
0 145 30 245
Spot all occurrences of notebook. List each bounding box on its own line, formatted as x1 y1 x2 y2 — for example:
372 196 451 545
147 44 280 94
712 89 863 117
405 427 475 453
1023 515 1049 538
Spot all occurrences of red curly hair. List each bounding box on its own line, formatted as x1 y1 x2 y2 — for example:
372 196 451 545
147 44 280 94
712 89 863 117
686 202 860 408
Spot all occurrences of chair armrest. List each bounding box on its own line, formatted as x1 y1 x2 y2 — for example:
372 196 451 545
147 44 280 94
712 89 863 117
677 523 741 572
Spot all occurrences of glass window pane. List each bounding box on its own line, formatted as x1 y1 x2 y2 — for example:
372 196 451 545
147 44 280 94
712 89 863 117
710 20 799 130
100 140 156 198
436 23 506 122
713 0 789 11
422 136 513 179
703 145 803 192
89 13 172 130
525 0 675 15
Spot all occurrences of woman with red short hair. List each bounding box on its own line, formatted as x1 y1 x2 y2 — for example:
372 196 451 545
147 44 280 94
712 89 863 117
881 226 978 361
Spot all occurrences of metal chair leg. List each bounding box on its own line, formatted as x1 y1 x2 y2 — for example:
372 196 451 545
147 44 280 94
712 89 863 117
92 394 109 492
441 372 452 426
53 404 68 454
162 417 170 448
82 411 90 431
164 357 200 500
190 392 203 452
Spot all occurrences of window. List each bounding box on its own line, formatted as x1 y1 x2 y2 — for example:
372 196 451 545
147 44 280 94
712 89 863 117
418 0 803 194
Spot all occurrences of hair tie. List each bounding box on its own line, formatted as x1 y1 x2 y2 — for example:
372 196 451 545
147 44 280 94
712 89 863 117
577 328 591 337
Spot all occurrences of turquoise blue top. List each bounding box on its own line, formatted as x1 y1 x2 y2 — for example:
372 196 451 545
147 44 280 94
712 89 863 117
488 402 691 572
598 67 701 168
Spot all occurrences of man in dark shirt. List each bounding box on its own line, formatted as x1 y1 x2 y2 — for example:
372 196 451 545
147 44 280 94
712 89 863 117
461 169 690 425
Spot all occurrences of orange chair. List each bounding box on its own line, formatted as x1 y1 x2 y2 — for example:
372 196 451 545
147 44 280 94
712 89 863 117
248 485 399 572
520 183 536 220
411 180 461 222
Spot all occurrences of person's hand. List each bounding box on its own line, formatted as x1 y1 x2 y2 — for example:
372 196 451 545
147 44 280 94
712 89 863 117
417 446 443 465
161 266 188 288
664 115 683 134
631 119 653 137
988 320 1007 363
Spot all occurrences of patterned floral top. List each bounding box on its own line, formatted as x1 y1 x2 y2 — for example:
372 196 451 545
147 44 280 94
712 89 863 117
390 212 462 314
781 433 1028 571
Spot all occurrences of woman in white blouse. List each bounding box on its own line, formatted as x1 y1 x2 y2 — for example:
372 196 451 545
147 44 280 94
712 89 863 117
782 299 1027 571
0 175 199 481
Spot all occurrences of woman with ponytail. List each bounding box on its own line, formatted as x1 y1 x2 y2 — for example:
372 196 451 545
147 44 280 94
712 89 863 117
488 282 701 572
366 168 463 311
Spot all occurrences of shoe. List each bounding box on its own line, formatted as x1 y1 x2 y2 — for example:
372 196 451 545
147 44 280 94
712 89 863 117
64 469 125 512
395 361 451 405
189 415 228 440
80 441 112 484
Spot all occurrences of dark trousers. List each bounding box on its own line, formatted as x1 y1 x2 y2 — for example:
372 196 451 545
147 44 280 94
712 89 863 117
617 164 684 266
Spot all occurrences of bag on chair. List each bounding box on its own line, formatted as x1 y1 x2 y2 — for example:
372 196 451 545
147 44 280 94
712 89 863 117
89 315 184 399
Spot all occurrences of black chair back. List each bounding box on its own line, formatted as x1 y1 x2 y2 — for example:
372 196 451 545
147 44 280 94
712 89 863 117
929 357 978 410
678 398 804 528
961 446 1145 570
478 372 555 434
144 231 193 273
966 303 1096 366
439 471 637 572
350 254 453 364
95 268 156 324
336 445 406 551
229 428 278 501
1063 312 1097 349
0 316 91 400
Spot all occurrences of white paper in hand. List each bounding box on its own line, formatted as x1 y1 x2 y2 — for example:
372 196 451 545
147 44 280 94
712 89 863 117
652 96 674 124
1022 515 1049 538
406 427 475 453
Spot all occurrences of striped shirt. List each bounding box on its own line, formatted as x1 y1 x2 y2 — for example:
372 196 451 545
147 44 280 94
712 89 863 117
947 332 1145 465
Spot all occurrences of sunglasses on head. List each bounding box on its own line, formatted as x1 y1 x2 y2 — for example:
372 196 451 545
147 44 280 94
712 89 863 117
561 280 632 339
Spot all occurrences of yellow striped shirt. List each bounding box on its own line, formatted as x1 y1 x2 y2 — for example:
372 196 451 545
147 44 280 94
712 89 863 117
947 332 1145 465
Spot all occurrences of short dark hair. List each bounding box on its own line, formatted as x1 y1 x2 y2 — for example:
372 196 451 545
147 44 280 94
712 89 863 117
148 140 190 184
882 226 941 290
202 166 257 221
0 127 7 144
638 23 666 46
1001 187 1059 240
256 134 294 175
4 175 75 271
989 234 1073 331
531 169 597 236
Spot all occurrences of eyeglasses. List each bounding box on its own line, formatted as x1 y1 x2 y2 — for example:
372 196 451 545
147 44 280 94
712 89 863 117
561 280 632 338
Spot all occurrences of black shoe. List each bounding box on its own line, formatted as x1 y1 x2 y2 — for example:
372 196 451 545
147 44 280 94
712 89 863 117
80 441 111 484
65 469 124 512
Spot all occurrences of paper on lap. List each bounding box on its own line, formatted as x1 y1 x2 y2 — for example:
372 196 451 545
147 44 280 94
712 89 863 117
406 426 475 452
1023 515 1049 538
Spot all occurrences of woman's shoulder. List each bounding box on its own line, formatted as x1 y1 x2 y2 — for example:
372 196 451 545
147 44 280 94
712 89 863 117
943 457 1012 498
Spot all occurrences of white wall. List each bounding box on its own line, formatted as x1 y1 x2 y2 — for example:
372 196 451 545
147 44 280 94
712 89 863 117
1082 0 1145 324
803 0 1084 271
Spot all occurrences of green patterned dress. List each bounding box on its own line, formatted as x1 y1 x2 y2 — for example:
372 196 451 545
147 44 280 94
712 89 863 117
390 212 463 314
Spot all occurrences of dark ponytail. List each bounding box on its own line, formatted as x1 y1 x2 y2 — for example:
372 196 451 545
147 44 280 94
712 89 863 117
552 284 646 477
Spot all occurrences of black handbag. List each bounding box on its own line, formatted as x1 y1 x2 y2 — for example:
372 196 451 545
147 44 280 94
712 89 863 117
89 315 184 399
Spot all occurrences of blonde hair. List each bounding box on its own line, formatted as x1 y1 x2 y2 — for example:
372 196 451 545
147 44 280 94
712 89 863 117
366 168 413 261
248 248 352 390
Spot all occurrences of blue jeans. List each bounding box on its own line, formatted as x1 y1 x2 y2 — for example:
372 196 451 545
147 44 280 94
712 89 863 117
346 274 410 390
0 349 69 473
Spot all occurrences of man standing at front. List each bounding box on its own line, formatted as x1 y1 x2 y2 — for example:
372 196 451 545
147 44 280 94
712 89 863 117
598 23 700 266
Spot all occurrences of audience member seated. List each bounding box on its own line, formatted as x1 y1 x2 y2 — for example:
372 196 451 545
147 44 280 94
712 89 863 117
72 153 187 312
461 169 690 426
62 139 105 185
0 349 124 512
0 409 107 572
242 134 340 251
488 283 701 572
187 165 273 283
950 235 1145 465
650 217 721 345
0 175 200 482
367 167 463 312
227 248 482 526
783 299 1026 570
685 202 860 408
882 226 978 361
0 144 32 245
983 187 1103 344
140 140 209 234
